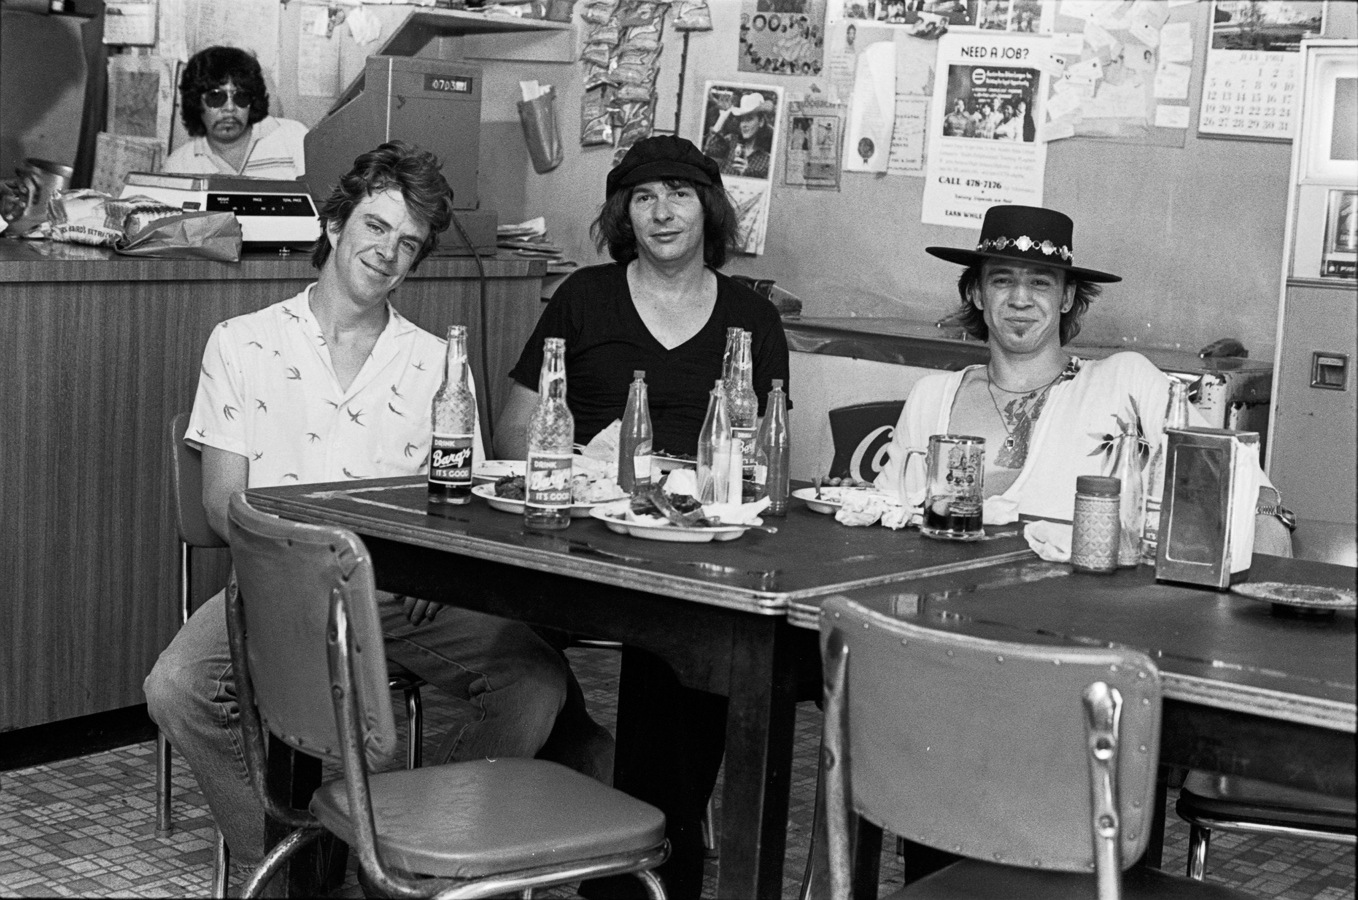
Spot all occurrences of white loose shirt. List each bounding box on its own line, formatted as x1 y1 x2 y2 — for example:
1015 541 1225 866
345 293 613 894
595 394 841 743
874 351 1270 522
186 286 484 489
164 116 309 180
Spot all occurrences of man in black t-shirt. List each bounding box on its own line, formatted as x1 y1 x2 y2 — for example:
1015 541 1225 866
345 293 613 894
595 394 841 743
494 135 791 900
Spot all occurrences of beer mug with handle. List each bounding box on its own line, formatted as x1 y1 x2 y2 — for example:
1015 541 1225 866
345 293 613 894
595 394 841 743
900 434 986 541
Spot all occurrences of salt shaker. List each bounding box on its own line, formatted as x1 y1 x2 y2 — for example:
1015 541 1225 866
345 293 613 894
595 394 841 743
1072 475 1120 574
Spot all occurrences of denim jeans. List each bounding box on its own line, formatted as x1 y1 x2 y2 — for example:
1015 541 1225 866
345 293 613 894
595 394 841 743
144 588 572 865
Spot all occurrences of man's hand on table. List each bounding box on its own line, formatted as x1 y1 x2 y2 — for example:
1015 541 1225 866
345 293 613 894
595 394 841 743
401 595 443 627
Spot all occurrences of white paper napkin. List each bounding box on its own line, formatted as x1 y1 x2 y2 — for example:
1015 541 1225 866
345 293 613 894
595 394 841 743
1024 520 1073 563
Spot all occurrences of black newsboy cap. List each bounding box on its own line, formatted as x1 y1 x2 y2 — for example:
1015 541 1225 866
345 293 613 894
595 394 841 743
605 135 723 198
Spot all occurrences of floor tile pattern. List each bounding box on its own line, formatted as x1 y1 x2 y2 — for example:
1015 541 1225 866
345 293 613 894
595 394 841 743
1 648 1352 898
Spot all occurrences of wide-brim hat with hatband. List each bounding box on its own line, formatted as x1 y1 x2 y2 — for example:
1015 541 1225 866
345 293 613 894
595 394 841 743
606 134 723 198
925 204 1121 283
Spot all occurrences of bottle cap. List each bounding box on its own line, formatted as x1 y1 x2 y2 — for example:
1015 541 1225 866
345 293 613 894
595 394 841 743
1076 475 1120 496
771 378 783 389
633 370 645 380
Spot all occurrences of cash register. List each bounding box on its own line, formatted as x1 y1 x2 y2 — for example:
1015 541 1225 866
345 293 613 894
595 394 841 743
120 172 321 251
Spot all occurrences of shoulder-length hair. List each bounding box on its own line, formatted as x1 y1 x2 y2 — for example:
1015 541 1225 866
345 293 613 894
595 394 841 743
178 47 270 137
954 262 1101 346
311 141 454 272
590 178 739 269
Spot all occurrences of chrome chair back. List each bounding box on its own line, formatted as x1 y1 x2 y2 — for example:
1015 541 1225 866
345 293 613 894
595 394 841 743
818 595 1253 900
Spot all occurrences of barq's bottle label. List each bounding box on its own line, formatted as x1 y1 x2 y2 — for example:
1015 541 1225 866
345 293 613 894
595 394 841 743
428 434 474 486
526 453 573 508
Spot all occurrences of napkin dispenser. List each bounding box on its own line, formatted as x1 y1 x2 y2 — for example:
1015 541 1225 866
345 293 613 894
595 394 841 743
1155 427 1259 589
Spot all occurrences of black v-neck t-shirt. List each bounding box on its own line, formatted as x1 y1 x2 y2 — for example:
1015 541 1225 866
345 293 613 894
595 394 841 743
508 263 791 457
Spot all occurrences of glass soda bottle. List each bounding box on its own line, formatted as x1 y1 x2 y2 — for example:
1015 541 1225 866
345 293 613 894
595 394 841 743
618 370 653 496
427 324 476 506
697 379 733 504
725 330 758 492
756 379 790 515
525 337 574 531
1111 422 1143 568
1140 380 1190 564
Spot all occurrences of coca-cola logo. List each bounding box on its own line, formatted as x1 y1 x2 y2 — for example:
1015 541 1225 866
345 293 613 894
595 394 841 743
431 447 471 469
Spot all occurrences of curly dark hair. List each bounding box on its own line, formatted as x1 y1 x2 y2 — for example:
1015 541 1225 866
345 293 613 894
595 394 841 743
954 261 1101 346
178 47 270 137
311 141 454 272
590 178 739 269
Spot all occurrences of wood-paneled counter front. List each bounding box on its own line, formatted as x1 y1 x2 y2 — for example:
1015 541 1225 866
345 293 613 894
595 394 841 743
0 241 546 731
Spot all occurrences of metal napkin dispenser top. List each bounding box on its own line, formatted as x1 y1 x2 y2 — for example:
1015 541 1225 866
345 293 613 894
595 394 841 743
1155 427 1259 590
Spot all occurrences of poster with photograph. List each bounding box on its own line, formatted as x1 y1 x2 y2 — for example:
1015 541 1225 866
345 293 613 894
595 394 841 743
784 97 846 188
1322 189 1357 280
975 0 1053 33
1198 0 1326 140
839 0 977 32
740 0 828 75
697 82 784 254
922 32 1049 225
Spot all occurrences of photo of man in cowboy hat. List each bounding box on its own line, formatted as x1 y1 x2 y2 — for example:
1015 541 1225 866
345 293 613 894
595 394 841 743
873 204 1293 556
702 87 777 180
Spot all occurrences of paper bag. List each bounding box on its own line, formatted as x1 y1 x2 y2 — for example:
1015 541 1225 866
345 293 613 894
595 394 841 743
518 88 564 174
115 211 243 262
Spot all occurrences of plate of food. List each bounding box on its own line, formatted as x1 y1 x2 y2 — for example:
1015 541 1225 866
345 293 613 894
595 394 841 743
588 503 757 543
1231 581 1356 613
793 480 884 515
653 453 697 473
473 472 626 518
473 460 525 484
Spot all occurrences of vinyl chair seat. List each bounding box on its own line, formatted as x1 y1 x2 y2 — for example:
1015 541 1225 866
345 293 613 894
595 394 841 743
889 858 1255 900
1177 771 1356 832
310 757 667 879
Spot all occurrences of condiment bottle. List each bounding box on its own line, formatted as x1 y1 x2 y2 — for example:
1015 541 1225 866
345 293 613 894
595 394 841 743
1112 423 1143 567
525 337 573 531
618 370 653 497
1140 379 1190 564
1071 475 1120 574
756 379 791 516
428 324 476 507
697 379 732 504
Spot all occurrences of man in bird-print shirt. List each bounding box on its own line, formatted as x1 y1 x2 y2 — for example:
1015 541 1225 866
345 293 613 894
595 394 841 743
144 142 603 879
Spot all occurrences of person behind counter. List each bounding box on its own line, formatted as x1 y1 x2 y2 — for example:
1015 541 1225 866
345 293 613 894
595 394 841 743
874 203 1294 555
144 141 579 882
162 46 308 180
493 134 791 900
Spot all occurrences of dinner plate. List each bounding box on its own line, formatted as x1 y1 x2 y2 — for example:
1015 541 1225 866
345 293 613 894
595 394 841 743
1231 581 1357 611
588 505 756 543
473 460 525 484
471 483 610 519
792 486 887 515
654 454 696 472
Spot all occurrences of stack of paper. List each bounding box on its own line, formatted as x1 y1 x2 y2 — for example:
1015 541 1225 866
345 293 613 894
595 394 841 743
497 216 564 260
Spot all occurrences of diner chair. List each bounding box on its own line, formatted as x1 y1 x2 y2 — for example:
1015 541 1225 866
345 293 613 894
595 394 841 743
827 400 905 484
1174 771 1356 880
224 491 670 899
166 414 427 897
817 594 1254 900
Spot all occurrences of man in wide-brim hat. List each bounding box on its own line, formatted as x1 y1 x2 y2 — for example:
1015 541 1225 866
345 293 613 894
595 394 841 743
874 204 1293 555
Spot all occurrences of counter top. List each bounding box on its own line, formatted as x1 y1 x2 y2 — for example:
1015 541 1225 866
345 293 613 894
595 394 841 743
785 316 1274 385
0 239 547 283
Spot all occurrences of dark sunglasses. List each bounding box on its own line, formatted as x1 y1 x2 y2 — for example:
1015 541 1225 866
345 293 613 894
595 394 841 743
202 88 253 109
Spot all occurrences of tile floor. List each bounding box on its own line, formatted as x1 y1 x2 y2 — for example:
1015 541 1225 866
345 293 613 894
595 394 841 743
1 647 1352 898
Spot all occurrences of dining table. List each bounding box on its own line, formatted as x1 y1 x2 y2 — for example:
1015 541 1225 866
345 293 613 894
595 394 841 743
245 475 1035 898
789 551 1356 892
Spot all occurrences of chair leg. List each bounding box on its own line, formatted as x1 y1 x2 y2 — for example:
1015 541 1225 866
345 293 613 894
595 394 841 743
701 796 716 852
155 731 173 836
212 830 230 898
634 868 668 899
404 683 423 770
240 827 324 899
1186 824 1211 880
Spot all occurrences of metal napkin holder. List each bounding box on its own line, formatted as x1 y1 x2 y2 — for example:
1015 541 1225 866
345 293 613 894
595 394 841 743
1155 427 1259 590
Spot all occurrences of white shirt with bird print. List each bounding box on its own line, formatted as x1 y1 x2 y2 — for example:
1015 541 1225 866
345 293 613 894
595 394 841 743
186 285 484 488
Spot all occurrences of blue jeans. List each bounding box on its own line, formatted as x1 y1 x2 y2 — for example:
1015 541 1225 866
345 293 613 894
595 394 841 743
144 588 573 865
